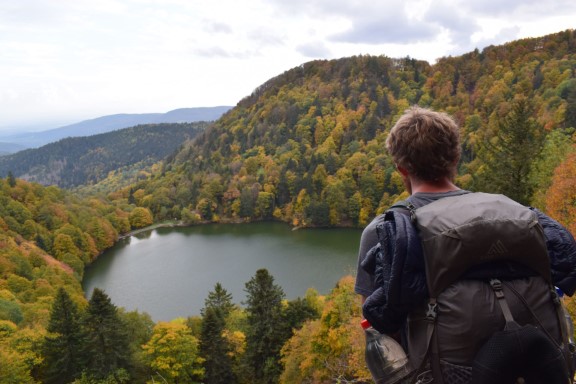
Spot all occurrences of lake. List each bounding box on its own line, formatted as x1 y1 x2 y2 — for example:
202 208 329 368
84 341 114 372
82 222 362 321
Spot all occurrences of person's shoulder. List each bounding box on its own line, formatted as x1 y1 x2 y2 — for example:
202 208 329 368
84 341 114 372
363 213 387 232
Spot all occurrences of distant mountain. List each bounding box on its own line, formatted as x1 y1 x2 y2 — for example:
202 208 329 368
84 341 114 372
0 122 208 188
0 142 27 156
0 106 232 149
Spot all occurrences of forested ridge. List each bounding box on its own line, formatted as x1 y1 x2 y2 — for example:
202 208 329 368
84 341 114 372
121 30 576 234
0 122 207 189
0 30 576 383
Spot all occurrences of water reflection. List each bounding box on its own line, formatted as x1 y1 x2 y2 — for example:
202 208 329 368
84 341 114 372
83 222 361 321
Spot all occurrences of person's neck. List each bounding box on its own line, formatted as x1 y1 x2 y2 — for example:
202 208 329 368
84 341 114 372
410 178 460 195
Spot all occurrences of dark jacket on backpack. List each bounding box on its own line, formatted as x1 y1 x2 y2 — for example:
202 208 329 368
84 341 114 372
362 207 576 335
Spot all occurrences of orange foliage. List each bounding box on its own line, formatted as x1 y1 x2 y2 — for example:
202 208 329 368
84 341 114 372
546 150 576 236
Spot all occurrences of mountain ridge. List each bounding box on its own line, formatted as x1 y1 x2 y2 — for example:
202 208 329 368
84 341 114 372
0 106 232 151
0 122 209 188
126 29 576 228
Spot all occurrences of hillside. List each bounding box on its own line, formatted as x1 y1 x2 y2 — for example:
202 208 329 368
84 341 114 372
118 30 576 231
0 122 208 188
0 142 26 156
0 106 232 149
1 30 576 383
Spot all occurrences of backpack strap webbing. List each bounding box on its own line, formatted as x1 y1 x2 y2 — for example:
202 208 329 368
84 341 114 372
490 279 521 331
409 299 441 384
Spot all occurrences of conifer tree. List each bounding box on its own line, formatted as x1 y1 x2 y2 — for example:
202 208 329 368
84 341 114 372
200 283 236 384
202 282 235 317
200 306 236 384
281 296 320 338
7 171 16 187
81 288 131 381
243 269 285 384
41 287 85 384
476 97 546 205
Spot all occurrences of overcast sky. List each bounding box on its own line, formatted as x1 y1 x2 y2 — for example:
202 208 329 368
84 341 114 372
1 0 575 132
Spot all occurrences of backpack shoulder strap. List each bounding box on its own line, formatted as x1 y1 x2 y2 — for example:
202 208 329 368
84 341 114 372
387 200 416 222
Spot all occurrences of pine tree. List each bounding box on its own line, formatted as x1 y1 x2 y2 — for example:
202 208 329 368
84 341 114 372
202 282 235 317
243 269 285 384
7 171 16 187
476 97 546 205
200 283 236 384
281 296 320 338
41 288 85 384
200 306 236 384
81 288 131 381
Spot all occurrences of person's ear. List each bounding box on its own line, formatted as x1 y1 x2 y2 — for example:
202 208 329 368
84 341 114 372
397 165 409 177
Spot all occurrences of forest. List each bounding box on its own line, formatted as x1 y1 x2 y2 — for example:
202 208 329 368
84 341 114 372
0 122 207 189
0 29 575 383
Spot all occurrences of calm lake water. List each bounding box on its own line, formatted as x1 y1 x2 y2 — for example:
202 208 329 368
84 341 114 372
82 222 362 321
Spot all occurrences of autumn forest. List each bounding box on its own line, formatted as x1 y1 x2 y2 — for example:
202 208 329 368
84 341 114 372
0 30 576 383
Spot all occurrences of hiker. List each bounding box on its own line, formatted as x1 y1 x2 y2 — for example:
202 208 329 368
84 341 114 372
355 106 576 383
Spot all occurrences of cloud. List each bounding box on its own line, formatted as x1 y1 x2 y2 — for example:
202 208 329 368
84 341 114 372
1 0 575 129
422 1 480 51
204 21 233 34
473 26 522 50
247 28 285 47
464 0 576 17
331 19 440 44
267 0 448 46
192 46 234 58
296 41 332 58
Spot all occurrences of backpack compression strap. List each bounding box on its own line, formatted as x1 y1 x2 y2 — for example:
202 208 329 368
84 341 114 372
490 279 521 331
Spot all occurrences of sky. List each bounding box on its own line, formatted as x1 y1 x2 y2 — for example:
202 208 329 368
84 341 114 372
1 0 575 133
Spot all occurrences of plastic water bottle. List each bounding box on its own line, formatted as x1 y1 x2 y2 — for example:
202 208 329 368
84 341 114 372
556 288 575 342
361 318 412 384
556 287 576 368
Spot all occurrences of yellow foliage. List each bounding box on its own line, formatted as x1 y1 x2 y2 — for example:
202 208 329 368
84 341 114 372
142 321 204 382
223 329 246 357
280 275 369 383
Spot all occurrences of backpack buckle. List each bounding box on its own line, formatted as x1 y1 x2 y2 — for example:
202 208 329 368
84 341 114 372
426 301 437 321
490 279 505 299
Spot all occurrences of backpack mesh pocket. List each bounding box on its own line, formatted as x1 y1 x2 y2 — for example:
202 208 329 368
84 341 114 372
440 360 472 384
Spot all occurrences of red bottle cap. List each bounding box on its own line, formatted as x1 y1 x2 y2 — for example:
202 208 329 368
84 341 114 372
361 318 371 329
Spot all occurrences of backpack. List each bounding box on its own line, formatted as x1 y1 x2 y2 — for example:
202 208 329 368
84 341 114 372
387 192 574 383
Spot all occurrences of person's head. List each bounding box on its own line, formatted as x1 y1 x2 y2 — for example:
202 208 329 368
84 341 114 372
386 106 461 183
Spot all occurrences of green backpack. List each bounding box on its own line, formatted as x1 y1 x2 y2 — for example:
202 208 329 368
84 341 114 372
396 192 574 384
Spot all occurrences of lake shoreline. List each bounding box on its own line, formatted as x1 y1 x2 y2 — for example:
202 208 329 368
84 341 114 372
118 217 359 240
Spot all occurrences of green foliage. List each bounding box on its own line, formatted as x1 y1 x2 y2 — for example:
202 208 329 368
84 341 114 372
0 29 576 384
282 295 320 336
0 299 23 325
117 309 155 382
474 97 546 205
243 269 286 384
200 307 236 384
202 282 236 317
72 369 130 384
81 288 131 381
200 283 237 383
0 123 207 189
41 288 84 384
530 129 576 209
7 171 16 187
0 347 38 384
101 30 576 229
